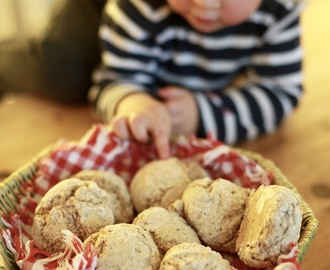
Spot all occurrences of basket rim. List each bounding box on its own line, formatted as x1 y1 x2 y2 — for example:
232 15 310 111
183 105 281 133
0 144 55 269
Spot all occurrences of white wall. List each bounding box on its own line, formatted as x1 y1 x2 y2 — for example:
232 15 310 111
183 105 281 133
0 0 54 41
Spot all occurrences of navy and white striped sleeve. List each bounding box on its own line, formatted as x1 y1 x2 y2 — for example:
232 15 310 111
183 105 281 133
196 2 304 145
88 0 170 122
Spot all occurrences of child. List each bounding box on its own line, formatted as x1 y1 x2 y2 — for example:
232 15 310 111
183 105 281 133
89 0 305 158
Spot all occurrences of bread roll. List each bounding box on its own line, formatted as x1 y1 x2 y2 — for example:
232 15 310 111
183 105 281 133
72 170 134 223
32 178 114 253
159 242 235 270
133 206 201 255
181 178 250 253
130 157 207 213
84 223 161 270
236 184 302 268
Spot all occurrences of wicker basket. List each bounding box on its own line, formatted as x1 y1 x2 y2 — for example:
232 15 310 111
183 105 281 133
0 142 319 270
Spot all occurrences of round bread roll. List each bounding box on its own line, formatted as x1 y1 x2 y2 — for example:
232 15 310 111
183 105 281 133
72 169 134 223
32 178 115 253
181 177 250 253
133 206 201 255
236 184 302 268
84 223 161 270
130 157 207 213
159 242 235 270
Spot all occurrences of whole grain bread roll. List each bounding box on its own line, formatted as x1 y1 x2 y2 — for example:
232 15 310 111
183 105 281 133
72 169 134 223
133 206 201 255
129 157 207 213
180 177 250 253
32 178 114 253
159 242 236 270
84 223 161 270
236 184 302 268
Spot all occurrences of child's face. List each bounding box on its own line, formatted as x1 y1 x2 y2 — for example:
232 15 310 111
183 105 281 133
167 0 262 33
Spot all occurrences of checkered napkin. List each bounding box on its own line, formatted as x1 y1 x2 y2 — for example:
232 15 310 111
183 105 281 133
1 124 301 270
33 124 272 197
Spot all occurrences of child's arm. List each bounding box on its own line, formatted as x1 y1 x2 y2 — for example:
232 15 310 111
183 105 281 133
191 4 304 144
157 7 303 145
88 0 173 157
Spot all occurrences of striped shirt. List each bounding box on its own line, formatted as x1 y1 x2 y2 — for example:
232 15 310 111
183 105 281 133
89 0 304 145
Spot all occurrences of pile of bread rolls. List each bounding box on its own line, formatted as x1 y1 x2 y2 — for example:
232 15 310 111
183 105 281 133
32 157 302 270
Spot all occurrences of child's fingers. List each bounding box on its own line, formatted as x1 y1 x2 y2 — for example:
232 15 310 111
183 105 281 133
113 115 170 159
129 115 149 143
151 125 171 159
154 136 170 159
111 116 131 140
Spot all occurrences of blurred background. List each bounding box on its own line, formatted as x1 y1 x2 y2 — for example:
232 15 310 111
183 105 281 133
0 0 54 41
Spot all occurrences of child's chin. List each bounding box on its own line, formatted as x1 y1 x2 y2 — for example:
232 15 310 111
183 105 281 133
188 18 224 33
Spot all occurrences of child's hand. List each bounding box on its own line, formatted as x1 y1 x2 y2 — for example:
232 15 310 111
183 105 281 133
158 86 199 136
110 93 172 159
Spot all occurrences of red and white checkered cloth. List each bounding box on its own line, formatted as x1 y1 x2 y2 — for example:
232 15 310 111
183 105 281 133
1 124 300 270
33 124 272 196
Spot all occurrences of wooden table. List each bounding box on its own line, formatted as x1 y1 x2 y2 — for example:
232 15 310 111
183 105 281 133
1 1 329 269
